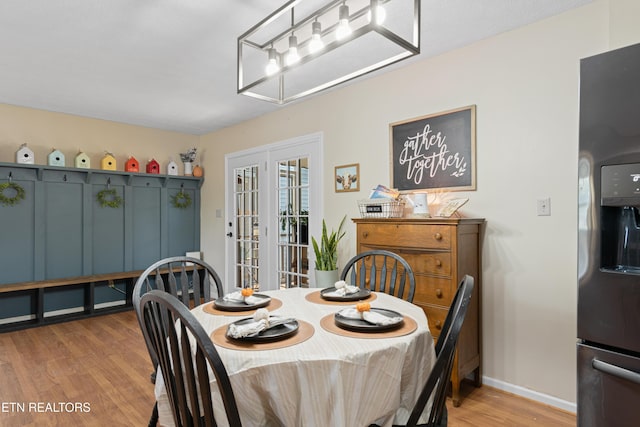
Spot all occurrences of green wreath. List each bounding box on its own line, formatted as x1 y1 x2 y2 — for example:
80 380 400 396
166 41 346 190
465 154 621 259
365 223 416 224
0 182 26 207
96 188 123 208
171 191 192 209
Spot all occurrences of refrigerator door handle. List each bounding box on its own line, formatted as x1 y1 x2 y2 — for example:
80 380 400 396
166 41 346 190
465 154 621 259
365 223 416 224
593 358 640 385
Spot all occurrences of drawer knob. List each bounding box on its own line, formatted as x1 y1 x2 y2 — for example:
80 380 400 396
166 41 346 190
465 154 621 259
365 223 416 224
434 232 442 240
435 259 442 267
435 288 443 298
435 320 442 329
363 231 369 238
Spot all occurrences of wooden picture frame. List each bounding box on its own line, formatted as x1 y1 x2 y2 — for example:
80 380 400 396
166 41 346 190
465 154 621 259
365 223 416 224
335 163 360 193
389 105 476 192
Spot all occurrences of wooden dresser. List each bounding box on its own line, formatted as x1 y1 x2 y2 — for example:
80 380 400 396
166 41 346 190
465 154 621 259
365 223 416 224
353 217 484 406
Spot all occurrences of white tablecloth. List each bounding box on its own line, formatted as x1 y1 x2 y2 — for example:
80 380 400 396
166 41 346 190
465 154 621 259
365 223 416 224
156 287 435 427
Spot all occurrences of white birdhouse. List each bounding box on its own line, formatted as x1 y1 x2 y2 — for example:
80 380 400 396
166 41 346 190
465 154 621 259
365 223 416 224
75 152 91 169
167 160 178 176
48 149 65 167
16 144 34 164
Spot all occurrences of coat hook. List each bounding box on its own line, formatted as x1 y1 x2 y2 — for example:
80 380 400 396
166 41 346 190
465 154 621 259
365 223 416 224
107 177 111 189
63 174 67 182
8 171 12 183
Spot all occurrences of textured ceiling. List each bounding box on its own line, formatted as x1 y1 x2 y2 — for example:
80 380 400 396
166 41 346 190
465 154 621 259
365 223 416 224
0 0 592 135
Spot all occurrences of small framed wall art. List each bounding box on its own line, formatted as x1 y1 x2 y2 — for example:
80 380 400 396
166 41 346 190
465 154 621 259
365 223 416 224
335 163 359 193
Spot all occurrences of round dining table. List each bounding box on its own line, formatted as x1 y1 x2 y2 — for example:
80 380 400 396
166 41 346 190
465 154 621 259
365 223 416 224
155 287 436 427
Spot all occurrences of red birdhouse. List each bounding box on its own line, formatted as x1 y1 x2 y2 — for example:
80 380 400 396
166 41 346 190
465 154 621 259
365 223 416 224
146 159 160 174
125 156 139 172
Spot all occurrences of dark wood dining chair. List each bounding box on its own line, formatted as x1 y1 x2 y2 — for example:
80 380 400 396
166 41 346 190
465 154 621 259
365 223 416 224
139 290 242 427
340 250 416 302
371 274 474 427
133 256 224 427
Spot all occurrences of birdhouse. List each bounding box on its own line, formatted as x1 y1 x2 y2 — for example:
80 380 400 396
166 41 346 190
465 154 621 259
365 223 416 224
75 152 91 169
167 160 178 176
146 159 160 174
47 149 65 167
125 156 139 172
101 153 117 171
16 144 34 164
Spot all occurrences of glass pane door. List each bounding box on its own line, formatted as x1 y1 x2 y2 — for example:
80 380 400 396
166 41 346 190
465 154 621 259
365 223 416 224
225 132 322 291
234 164 260 290
277 157 309 288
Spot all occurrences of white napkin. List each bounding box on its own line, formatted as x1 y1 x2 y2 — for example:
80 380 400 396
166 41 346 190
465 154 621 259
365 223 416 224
223 290 264 305
323 280 360 297
338 307 403 326
227 308 295 339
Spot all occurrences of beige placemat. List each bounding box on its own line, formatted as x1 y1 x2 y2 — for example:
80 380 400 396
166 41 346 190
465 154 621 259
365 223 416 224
202 298 283 316
304 290 377 305
211 320 314 351
319 313 417 339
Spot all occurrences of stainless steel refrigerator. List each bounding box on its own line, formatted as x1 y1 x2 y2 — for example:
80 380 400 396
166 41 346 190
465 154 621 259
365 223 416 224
578 42 640 426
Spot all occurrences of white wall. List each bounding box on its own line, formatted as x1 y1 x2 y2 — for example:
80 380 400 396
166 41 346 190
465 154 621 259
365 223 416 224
198 0 639 407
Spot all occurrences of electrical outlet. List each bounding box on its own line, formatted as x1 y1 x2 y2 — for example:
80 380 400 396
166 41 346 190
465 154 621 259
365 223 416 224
537 198 551 216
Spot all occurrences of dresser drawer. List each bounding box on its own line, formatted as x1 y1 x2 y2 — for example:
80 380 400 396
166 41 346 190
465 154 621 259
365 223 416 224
358 224 452 249
421 305 449 339
413 276 453 306
398 251 452 276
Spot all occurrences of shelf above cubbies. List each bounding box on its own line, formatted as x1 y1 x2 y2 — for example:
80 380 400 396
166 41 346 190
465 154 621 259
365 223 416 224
0 162 203 188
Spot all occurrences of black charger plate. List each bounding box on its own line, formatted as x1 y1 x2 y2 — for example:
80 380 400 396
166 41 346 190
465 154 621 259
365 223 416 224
320 287 371 302
226 317 299 343
334 308 404 332
213 293 271 311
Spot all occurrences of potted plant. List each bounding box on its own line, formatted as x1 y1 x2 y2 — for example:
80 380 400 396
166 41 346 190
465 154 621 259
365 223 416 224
311 215 346 287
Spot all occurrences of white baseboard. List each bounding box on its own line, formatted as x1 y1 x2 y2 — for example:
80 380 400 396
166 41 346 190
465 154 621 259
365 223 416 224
94 300 126 310
0 314 36 325
482 376 576 414
44 307 85 318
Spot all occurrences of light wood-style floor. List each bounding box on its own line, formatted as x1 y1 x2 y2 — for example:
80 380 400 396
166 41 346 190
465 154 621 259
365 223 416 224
0 311 576 426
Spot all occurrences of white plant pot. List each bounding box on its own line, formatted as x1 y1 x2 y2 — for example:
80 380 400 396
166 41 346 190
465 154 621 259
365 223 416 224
183 161 193 176
315 269 339 288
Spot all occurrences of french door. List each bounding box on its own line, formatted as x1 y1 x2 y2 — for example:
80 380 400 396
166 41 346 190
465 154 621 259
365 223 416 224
225 133 322 291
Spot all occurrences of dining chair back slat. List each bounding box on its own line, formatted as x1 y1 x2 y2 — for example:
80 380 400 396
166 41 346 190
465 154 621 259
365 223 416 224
140 290 241 427
341 250 416 302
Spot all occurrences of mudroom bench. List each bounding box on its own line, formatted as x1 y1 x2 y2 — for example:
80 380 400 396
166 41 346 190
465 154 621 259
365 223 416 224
0 270 143 332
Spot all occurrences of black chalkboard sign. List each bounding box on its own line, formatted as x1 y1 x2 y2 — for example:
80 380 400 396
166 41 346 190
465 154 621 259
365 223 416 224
390 105 476 192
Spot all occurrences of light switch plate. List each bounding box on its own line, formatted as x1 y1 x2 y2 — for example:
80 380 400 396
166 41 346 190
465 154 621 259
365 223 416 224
537 198 551 216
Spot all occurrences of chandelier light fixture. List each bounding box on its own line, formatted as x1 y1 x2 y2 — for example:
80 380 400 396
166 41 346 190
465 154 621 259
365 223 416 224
237 0 420 104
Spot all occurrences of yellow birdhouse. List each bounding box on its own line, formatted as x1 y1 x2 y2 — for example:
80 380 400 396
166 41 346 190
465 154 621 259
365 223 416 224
48 149 65 167
101 153 117 171
75 152 91 169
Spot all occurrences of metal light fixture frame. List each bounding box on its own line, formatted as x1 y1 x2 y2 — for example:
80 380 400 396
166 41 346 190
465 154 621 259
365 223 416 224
237 0 421 104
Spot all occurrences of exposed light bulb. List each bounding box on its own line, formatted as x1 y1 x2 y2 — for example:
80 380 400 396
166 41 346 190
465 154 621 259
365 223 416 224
285 34 300 66
336 4 352 40
309 21 324 53
367 4 386 25
265 48 280 76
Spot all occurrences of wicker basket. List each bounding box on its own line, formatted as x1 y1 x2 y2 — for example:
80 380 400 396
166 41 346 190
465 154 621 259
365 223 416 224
358 198 405 218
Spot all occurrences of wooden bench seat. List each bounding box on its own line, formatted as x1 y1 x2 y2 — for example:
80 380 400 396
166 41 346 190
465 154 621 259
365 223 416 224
0 270 146 294
0 271 145 332
0 265 206 332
